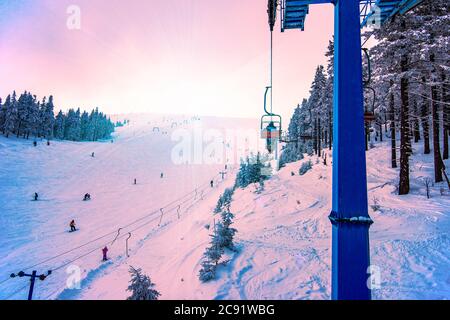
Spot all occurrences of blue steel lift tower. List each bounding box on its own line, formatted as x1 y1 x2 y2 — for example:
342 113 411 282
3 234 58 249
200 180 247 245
277 0 424 300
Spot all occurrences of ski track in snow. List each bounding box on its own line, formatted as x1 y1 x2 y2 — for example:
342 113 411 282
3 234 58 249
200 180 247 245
0 114 449 300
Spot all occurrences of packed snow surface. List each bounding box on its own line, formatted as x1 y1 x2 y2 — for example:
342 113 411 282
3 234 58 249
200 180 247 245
0 114 448 300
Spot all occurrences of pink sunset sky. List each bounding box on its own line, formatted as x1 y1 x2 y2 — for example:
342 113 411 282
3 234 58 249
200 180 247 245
0 0 335 120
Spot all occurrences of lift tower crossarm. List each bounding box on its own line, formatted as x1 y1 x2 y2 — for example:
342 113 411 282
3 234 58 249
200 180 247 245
281 1 424 32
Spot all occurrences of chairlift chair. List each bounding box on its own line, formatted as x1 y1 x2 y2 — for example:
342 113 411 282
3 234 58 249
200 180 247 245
261 86 282 153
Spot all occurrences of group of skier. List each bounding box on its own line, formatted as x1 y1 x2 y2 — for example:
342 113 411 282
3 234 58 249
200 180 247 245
33 162 228 263
68 220 109 260
32 140 51 147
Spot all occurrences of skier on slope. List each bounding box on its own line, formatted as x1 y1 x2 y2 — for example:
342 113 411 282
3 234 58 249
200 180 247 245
33 192 39 201
102 246 109 261
160 173 164 179
70 220 77 232
210 180 214 188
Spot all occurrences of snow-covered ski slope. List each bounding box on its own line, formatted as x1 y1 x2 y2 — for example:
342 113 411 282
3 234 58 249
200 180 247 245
0 114 448 300
0 114 259 300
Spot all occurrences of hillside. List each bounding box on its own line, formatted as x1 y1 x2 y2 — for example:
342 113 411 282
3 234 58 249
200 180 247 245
0 115 448 300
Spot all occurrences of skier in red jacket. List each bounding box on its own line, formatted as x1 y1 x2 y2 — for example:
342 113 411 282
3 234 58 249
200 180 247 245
102 246 108 261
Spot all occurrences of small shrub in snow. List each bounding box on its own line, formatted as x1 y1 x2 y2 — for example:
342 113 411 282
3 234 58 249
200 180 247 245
255 180 265 194
127 266 160 300
371 197 381 212
423 177 432 199
299 161 313 176
199 260 217 282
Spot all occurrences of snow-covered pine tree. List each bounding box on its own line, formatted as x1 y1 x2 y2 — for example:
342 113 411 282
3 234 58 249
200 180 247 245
1 90 115 141
80 111 90 141
214 188 235 214
64 108 81 141
28 94 40 139
308 66 327 156
372 12 415 194
235 159 249 188
218 209 237 251
324 39 334 150
42 96 55 139
0 98 3 132
199 225 225 282
53 110 65 139
3 92 18 138
16 91 30 138
413 0 449 174
127 266 160 300
279 104 303 167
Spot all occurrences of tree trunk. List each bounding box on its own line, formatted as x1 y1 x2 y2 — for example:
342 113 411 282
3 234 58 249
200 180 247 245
399 53 410 195
431 87 443 182
16 122 21 138
421 77 431 155
442 72 449 160
379 122 383 142
313 118 318 155
329 109 333 150
318 117 321 156
365 123 369 151
384 111 388 133
431 54 443 183
413 100 420 143
422 111 431 154
390 89 397 168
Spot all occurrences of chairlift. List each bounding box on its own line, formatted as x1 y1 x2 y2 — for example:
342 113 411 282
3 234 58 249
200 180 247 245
261 1 313 153
261 1 282 154
261 86 282 153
